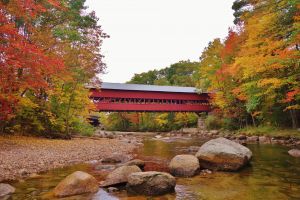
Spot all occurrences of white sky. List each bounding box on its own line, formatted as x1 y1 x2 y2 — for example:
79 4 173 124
85 0 235 83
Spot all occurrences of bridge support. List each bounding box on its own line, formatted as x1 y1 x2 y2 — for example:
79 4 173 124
197 118 206 130
196 112 207 130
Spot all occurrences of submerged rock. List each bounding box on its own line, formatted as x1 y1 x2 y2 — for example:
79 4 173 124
101 153 131 164
169 154 200 177
259 136 271 144
187 146 200 153
101 165 142 187
288 149 300 158
195 137 252 171
53 171 99 197
155 135 162 139
247 136 259 143
94 164 116 171
126 171 176 196
0 183 15 197
123 159 145 170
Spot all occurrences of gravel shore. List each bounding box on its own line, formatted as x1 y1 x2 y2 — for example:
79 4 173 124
0 136 136 182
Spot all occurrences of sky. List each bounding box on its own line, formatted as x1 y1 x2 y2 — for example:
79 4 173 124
85 0 235 83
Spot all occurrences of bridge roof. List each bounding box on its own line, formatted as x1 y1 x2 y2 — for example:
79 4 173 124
89 82 203 94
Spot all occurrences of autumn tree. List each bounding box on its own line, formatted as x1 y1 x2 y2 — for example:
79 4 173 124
196 0 300 129
0 0 107 135
0 0 64 130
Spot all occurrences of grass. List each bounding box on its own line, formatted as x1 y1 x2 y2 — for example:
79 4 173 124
237 125 300 139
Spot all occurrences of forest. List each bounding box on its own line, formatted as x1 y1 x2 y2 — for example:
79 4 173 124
102 0 300 132
1 0 299 135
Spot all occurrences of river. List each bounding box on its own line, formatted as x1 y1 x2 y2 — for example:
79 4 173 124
10 137 300 200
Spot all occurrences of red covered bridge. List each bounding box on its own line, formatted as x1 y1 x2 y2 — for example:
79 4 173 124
88 82 211 113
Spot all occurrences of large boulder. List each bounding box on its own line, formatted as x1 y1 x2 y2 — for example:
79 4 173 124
195 137 252 171
101 165 142 187
169 155 200 177
53 171 99 197
288 149 300 158
0 183 15 197
126 171 176 196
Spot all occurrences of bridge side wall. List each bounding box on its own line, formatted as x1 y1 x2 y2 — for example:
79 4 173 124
90 89 211 112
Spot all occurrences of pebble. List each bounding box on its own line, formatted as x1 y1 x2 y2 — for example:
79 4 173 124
0 136 136 182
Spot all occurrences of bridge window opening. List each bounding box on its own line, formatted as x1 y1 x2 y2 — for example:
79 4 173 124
91 97 209 106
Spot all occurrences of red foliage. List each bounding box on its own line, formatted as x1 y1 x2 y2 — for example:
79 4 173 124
284 89 300 103
215 29 242 81
0 0 64 120
220 29 240 61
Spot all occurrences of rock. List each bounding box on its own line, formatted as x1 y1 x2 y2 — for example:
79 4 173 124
247 136 259 143
210 130 219 135
29 173 41 179
201 169 212 175
0 184 15 197
107 134 115 139
101 153 129 164
53 171 99 198
19 168 28 176
272 139 285 145
155 135 162 139
107 187 119 193
123 159 145 170
195 137 252 171
169 155 200 177
236 140 247 146
126 171 176 196
94 164 116 171
86 160 98 164
238 135 247 140
101 165 142 187
259 136 271 144
187 146 200 153
288 149 300 158
182 128 198 133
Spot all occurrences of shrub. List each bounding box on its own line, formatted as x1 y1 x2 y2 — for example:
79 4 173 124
72 119 95 137
205 115 222 130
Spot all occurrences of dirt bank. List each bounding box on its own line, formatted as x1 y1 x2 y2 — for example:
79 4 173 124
0 136 137 182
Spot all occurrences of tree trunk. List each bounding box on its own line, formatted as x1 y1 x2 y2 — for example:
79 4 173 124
289 109 299 129
251 114 256 127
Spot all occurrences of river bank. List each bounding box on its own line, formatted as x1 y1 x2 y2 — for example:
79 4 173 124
0 136 138 182
146 128 300 147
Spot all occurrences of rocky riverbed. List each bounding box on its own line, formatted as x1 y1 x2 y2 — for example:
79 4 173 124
150 128 300 147
1 132 300 199
0 136 138 182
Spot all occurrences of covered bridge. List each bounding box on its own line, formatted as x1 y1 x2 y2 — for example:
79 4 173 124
88 82 211 113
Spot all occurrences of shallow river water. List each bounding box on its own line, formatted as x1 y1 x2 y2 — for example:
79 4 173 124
10 137 300 200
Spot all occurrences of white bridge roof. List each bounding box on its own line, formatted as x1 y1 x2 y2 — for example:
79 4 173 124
89 82 204 94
